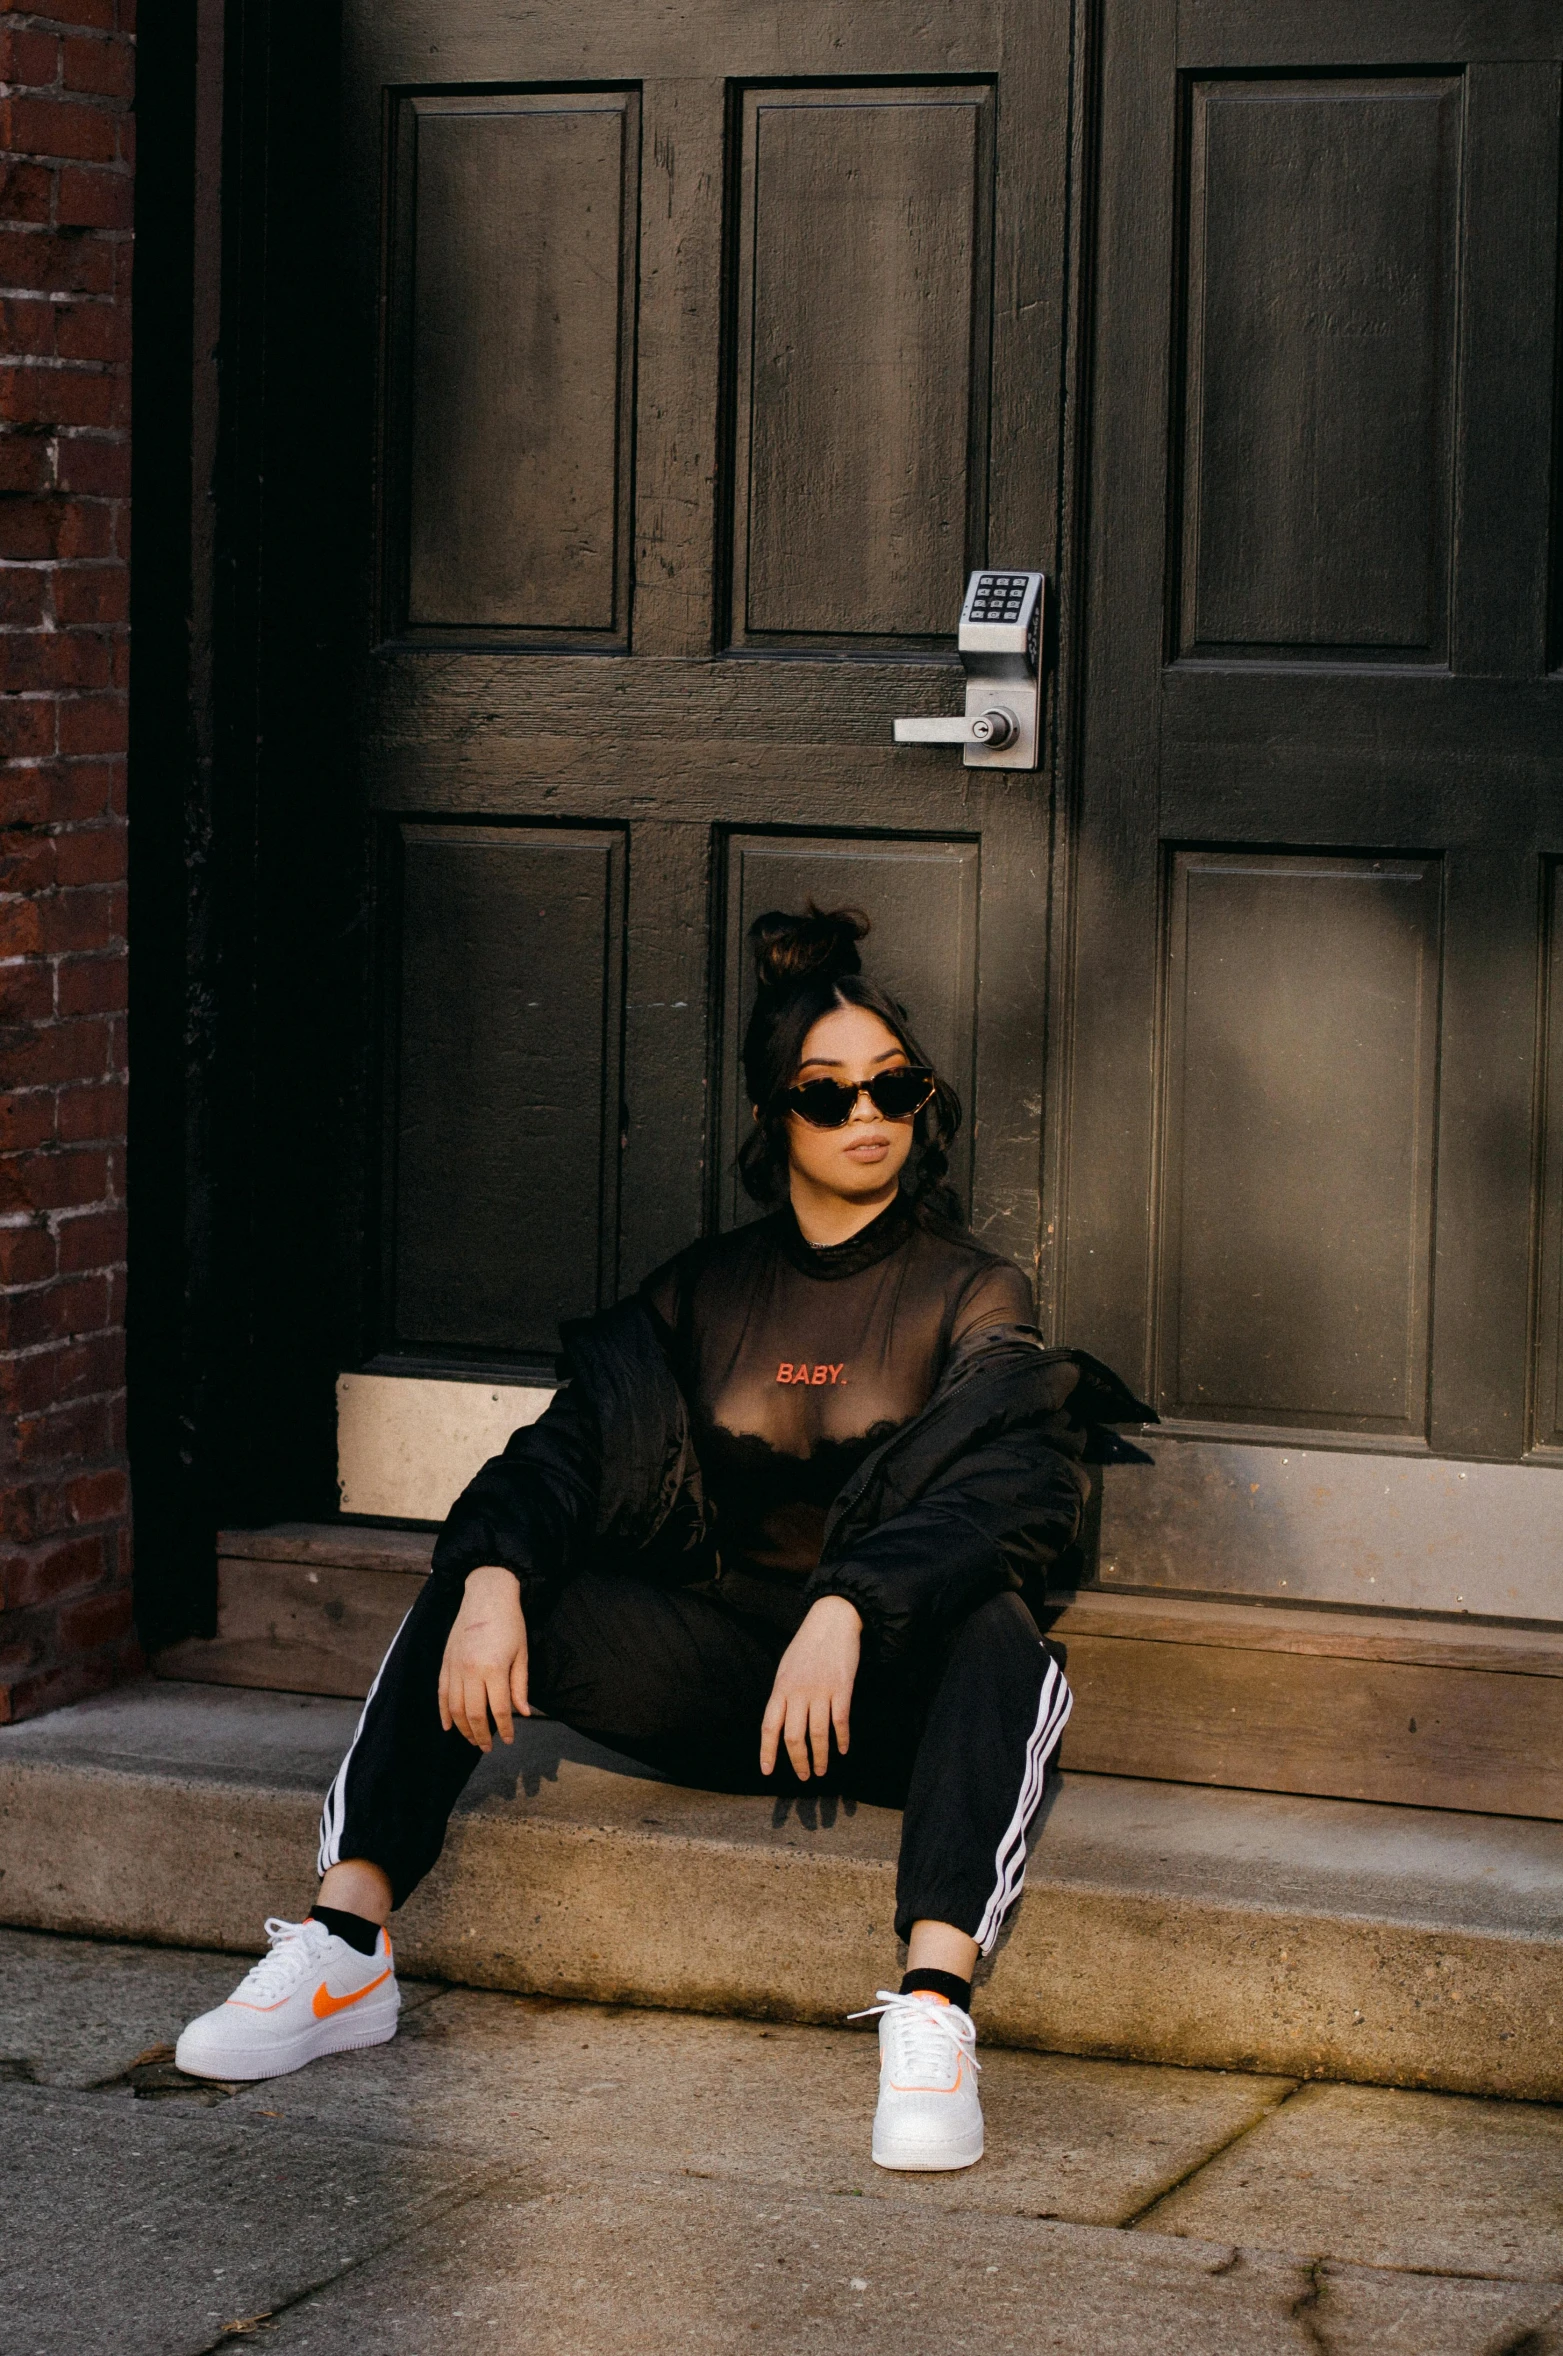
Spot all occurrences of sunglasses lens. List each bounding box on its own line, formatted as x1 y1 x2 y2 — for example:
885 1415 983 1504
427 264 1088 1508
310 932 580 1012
869 1069 934 1119
783 1068 935 1127
789 1079 858 1128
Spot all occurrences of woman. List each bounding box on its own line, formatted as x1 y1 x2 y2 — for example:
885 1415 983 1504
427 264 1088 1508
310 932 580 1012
176 907 1149 2172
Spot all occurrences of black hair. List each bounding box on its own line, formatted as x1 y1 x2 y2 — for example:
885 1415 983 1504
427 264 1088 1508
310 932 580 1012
737 903 964 1222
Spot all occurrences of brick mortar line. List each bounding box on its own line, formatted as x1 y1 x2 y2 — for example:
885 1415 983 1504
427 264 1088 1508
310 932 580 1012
0 19 135 36
0 1194 125 1210
0 1281 123 1298
1 27 134 44
0 1284 123 1300
0 1320 123 1351
0 161 132 178
0 1095 128 1110
0 1208 122 1235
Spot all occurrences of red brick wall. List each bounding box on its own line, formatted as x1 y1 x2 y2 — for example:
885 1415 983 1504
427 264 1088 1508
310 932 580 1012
0 0 135 1722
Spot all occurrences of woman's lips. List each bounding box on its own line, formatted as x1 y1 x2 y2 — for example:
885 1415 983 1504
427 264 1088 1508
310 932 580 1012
843 1136 890 1161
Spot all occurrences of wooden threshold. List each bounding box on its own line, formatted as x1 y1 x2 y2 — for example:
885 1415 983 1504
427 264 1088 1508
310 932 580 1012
151 1523 434 1700
1047 1588 1563 1820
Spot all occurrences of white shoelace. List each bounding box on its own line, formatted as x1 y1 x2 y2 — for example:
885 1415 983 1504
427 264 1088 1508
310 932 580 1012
229 1916 329 2004
848 1990 981 2076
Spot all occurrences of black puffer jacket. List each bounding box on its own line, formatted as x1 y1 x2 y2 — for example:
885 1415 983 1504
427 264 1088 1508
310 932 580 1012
431 1297 1153 1658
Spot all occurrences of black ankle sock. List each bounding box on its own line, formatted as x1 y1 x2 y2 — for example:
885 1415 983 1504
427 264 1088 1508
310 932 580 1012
900 1966 972 2013
309 1904 382 1958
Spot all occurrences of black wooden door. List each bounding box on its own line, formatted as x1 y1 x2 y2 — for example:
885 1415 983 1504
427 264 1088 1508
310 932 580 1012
1056 4 1563 1609
336 4 1076 1391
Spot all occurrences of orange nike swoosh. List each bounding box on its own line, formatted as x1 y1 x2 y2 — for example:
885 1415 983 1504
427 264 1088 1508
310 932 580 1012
313 1964 393 2020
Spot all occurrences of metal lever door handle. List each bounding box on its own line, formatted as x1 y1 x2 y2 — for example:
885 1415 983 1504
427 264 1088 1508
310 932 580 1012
894 707 1018 749
892 570 1043 769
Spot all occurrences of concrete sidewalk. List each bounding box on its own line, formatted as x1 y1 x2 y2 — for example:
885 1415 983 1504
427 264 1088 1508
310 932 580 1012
4 1924 1563 2353
6 1679 1563 2098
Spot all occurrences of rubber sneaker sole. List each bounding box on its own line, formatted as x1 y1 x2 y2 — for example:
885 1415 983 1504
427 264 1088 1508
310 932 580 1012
871 2123 984 2172
175 1992 400 2082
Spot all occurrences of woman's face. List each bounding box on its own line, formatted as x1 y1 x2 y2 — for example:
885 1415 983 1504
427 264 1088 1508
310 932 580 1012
783 1003 918 1205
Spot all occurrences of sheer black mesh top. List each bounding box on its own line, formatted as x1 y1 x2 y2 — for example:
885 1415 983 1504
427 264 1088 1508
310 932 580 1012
640 1195 1034 1594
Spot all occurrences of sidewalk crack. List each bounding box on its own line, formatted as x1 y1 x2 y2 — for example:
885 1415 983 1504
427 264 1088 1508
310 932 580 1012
183 2173 523 2354
1290 2257 1329 2351
1116 2077 1306 2232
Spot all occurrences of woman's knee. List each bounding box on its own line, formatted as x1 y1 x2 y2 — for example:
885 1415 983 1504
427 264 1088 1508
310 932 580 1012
932 1587 1057 1706
529 1570 686 1730
532 1570 771 1744
950 1586 1044 1658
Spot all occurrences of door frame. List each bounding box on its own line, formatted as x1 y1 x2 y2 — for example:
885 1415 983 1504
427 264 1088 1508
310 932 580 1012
139 0 1122 1641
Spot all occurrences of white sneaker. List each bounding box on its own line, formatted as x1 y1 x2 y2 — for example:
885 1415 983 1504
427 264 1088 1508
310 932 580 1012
175 1916 399 2082
853 1989 983 2172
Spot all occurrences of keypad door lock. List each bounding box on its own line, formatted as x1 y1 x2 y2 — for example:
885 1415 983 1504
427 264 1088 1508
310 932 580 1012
893 570 1044 770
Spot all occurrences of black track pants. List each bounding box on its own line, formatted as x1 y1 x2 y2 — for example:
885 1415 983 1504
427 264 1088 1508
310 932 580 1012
318 1569 1071 1952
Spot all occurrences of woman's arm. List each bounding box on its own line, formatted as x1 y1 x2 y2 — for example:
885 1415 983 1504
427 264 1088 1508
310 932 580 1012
439 1562 532 1751
430 1383 603 1751
430 1380 603 1598
806 1426 1087 1656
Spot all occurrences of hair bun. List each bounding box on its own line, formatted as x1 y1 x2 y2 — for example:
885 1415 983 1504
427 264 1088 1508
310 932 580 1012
748 903 869 994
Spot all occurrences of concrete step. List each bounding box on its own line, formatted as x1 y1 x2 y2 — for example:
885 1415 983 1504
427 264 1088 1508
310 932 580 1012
3 1677 1561 2101
153 1522 1563 1819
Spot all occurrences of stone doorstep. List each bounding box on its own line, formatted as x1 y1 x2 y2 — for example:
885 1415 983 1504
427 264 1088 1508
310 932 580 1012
3 1678 1561 2104
151 1522 1563 1821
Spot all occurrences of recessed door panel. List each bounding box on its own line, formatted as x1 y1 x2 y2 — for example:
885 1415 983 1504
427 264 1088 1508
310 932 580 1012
388 825 624 1358
387 91 639 643
1158 851 1441 1432
721 835 980 1226
728 86 994 649
1177 77 1460 661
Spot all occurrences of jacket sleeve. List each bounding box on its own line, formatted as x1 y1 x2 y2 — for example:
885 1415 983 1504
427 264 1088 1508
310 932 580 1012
427 1380 603 1602
803 1429 1087 1657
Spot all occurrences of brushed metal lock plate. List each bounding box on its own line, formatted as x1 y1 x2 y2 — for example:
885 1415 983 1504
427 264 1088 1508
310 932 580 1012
893 570 1045 770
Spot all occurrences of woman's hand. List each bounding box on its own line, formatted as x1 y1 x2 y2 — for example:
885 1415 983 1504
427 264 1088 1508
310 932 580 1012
438 1564 531 1752
760 1595 863 1780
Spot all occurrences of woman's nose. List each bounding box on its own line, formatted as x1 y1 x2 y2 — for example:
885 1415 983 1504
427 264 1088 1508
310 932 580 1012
847 1085 878 1122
